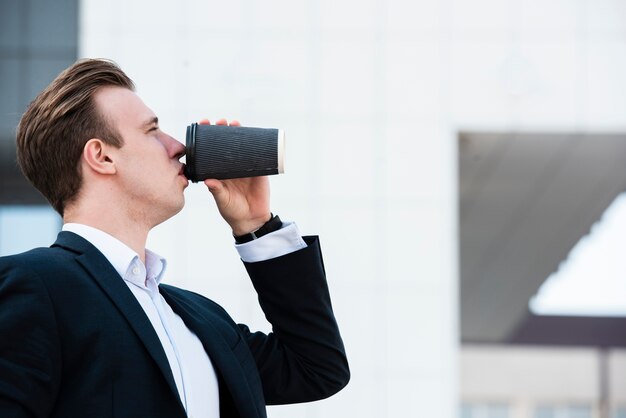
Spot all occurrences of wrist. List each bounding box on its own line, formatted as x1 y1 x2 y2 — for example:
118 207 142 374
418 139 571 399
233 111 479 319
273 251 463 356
234 213 282 244
231 213 272 236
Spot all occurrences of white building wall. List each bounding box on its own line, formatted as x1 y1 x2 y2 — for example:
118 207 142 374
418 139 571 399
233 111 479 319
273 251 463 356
79 0 626 417
80 1 458 416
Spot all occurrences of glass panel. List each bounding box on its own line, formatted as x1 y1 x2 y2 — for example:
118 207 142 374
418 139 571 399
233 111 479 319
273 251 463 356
0 0 21 48
535 406 555 418
0 206 61 256
460 403 474 418
0 58 22 138
568 405 591 418
27 0 78 50
487 404 508 418
460 403 510 418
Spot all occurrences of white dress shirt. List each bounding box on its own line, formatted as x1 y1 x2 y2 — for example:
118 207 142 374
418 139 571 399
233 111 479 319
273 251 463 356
62 222 306 418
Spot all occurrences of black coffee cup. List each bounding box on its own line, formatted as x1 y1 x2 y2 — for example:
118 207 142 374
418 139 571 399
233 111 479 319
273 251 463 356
183 123 285 182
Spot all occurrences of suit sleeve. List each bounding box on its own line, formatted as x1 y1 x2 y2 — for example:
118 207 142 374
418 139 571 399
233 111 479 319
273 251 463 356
238 236 350 405
0 259 61 417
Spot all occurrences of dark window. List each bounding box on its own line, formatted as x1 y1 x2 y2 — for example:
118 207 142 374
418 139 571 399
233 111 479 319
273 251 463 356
0 0 78 204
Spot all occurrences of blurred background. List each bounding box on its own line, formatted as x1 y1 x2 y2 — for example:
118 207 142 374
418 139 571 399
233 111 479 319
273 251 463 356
1 0 626 417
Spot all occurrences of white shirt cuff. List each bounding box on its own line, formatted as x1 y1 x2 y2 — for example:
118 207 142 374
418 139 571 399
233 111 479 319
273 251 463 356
235 221 307 263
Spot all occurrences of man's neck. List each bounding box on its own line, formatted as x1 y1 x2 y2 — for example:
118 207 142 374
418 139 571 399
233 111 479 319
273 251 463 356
64 210 150 264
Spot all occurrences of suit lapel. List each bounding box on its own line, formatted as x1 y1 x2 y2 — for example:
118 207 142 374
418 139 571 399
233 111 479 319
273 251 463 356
160 286 265 418
52 232 186 414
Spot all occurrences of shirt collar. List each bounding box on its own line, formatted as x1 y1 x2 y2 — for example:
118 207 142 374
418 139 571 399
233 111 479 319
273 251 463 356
62 223 167 287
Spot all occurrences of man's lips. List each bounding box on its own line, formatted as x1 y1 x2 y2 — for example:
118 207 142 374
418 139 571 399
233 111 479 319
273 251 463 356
178 164 189 181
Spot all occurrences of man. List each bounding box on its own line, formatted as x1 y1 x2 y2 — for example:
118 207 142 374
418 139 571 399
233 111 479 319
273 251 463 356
0 59 349 418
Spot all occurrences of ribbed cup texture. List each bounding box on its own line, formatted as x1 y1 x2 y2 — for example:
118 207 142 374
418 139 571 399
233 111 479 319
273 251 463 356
189 125 279 181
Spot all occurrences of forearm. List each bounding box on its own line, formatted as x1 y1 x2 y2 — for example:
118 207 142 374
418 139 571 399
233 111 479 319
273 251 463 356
240 236 350 404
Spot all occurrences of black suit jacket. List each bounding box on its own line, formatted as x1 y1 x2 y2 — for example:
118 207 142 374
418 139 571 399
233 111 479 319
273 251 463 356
0 232 349 418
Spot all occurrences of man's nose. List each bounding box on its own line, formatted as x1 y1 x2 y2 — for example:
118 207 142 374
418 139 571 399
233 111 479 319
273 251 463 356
164 133 186 159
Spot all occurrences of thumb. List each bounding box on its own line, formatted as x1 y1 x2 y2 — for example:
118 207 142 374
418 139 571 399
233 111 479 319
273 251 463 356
204 179 225 196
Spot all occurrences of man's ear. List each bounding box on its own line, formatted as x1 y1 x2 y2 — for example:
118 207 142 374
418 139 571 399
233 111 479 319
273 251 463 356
83 138 117 175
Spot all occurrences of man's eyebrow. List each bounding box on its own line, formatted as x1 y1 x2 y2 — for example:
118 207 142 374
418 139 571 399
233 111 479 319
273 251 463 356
142 116 159 129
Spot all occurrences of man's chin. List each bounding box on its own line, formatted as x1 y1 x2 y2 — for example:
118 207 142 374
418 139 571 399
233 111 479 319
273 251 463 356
173 196 185 214
152 199 185 228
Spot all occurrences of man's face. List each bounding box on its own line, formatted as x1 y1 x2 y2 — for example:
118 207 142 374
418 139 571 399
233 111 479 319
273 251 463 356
94 86 188 225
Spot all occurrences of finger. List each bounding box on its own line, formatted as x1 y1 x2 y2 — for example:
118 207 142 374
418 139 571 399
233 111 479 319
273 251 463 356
198 118 211 125
229 120 241 127
215 118 228 126
204 179 224 195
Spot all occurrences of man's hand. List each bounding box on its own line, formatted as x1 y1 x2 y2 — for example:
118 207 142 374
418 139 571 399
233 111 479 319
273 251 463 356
200 118 272 236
